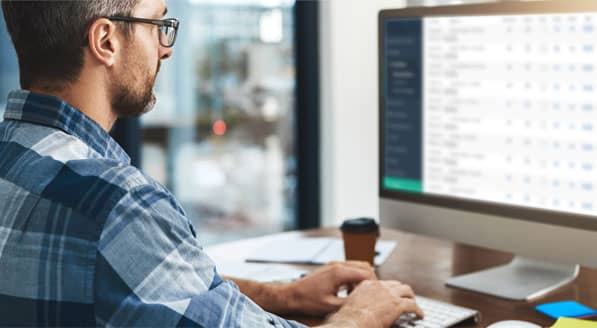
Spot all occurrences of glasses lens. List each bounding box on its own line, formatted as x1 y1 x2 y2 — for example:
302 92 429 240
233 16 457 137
160 25 176 47
167 27 176 45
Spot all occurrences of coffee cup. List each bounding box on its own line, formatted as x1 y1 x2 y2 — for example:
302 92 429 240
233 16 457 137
340 218 380 265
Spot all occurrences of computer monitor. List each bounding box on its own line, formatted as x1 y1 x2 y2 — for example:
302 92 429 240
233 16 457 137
378 0 597 301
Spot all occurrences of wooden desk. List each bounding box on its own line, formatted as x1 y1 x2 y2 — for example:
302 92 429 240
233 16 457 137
208 228 597 327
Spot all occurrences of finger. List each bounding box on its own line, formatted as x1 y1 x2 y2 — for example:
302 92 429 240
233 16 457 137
328 260 373 272
323 294 346 312
342 262 378 280
397 298 425 319
347 282 356 294
343 260 374 271
333 262 377 280
396 284 416 299
326 261 374 272
332 266 377 287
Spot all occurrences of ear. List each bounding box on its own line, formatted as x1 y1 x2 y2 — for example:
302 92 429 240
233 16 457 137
86 18 120 67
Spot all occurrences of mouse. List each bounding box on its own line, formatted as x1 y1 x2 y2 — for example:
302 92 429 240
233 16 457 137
486 320 542 328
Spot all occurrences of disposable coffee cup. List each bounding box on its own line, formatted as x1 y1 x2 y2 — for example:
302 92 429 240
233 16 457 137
340 218 380 265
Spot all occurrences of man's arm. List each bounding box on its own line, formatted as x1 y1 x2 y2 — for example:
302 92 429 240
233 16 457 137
222 276 293 314
95 185 305 327
223 261 377 317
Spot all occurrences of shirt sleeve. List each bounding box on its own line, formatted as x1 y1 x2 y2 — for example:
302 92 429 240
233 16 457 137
94 184 306 328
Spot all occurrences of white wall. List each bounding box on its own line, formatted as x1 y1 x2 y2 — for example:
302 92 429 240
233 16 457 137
320 0 407 227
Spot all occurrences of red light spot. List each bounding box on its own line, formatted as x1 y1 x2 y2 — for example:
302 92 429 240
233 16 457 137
213 120 227 136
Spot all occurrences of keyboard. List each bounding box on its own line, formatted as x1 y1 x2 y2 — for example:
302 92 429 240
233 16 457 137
393 296 480 328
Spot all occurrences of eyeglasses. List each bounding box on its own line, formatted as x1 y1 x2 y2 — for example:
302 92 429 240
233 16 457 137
105 16 179 48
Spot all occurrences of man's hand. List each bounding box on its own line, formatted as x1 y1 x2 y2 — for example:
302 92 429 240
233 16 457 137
320 280 424 328
225 261 376 317
281 261 377 316
226 261 423 327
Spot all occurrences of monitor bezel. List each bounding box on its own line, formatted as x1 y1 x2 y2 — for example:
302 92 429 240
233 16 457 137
378 0 597 232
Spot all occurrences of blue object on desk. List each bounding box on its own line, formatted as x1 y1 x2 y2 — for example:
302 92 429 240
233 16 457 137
536 301 597 319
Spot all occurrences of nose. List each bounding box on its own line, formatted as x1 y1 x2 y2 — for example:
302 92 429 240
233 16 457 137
159 45 173 60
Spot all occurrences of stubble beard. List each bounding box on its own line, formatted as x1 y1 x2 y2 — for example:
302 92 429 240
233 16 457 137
111 60 160 118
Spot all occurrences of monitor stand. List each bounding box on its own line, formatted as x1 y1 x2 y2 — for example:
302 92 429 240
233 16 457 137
446 257 579 301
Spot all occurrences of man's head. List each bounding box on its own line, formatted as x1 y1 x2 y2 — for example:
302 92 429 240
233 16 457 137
1 0 174 118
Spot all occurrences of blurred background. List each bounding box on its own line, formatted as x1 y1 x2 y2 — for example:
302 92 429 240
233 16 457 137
0 0 303 246
140 0 298 244
0 0 487 245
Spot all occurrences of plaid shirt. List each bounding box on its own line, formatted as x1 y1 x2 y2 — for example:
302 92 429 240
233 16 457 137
0 90 305 327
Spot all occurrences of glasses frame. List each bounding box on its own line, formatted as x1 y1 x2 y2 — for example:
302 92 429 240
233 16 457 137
105 16 179 48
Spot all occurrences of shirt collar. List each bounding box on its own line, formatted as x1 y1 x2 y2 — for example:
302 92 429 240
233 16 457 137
3 90 131 164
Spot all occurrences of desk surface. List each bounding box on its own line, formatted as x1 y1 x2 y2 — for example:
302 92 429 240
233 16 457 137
209 228 597 327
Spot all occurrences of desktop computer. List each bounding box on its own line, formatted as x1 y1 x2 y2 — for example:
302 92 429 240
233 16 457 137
379 0 597 302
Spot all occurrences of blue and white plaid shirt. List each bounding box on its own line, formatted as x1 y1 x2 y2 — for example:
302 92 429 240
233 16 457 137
0 90 304 327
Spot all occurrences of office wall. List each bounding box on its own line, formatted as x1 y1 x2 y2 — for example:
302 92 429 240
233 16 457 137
320 0 407 227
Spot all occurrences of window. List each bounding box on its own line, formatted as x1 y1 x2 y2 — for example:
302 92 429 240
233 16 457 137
0 1 300 246
142 0 298 245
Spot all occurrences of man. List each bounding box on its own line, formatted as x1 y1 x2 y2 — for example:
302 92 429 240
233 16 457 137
0 0 423 327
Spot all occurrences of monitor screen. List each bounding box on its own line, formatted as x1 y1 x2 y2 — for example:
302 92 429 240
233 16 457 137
380 10 597 227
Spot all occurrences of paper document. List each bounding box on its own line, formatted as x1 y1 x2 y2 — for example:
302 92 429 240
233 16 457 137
214 261 307 283
245 237 397 266
204 232 309 283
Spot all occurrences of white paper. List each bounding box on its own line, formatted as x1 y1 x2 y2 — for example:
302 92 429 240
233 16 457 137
204 231 309 283
246 237 397 266
214 261 307 283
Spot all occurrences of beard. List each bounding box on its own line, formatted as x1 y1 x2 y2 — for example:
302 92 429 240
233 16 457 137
111 60 160 118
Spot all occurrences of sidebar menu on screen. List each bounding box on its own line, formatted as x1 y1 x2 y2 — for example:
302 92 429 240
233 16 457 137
383 18 424 193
